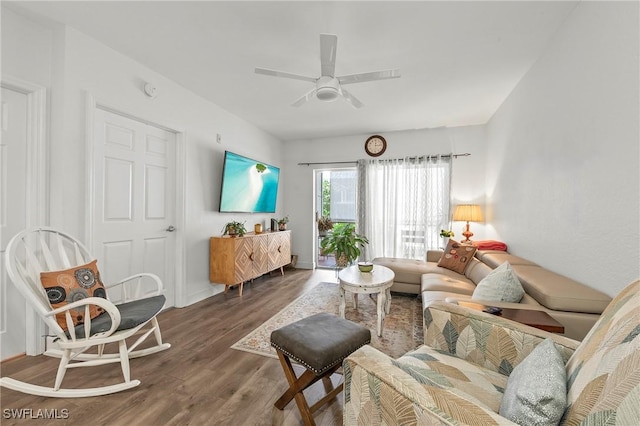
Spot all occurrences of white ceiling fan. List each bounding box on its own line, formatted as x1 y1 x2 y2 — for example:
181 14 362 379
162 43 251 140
255 34 400 109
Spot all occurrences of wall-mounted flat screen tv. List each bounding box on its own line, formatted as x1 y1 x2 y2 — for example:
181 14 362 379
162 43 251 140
219 151 280 213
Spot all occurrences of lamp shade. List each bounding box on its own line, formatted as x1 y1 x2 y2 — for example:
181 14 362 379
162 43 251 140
453 204 484 222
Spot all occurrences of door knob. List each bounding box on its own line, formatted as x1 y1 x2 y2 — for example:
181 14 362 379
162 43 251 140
165 225 176 232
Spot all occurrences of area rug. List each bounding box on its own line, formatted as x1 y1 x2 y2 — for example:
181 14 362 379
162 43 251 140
231 281 423 359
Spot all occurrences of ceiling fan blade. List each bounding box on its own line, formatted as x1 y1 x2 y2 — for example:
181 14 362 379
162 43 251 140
292 87 317 107
338 69 401 85
320 34 337 77
255 67 316 83
340 87 364 109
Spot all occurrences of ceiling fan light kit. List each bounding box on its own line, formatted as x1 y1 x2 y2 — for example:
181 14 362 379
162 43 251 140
256 34 400 108
316 77 340 102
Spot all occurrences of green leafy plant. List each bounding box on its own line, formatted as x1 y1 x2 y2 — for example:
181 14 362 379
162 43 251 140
222 221 247 237
440 229 455 238
320 223 369 267
321 179 331 217
278 216 289 225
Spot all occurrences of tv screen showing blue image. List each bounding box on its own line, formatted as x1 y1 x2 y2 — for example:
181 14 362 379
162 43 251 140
219 151 280 213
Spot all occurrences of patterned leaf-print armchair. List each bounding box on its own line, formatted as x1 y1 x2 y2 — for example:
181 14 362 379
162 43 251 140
343 280 639 425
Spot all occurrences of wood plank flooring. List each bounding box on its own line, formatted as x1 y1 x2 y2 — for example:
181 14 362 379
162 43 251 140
0 269 344 425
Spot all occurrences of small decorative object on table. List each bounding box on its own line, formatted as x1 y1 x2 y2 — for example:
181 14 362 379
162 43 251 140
278 216 289 231
254 223 262 234
358 262 373 272
440 229 454 248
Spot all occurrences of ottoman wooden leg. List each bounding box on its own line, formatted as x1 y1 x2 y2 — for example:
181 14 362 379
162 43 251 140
274 350 342 426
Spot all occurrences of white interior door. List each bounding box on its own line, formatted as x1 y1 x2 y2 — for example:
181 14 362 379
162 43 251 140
0 87 28 359
93 108 176 307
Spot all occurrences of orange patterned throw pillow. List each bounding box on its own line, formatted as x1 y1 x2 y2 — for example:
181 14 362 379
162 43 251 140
40 260 107 330
437 239 478 274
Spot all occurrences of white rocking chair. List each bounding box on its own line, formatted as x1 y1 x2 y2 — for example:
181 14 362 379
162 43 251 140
1 227 171 397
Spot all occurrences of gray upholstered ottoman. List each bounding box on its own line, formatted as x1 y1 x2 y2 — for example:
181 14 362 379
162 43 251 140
270 312 371 426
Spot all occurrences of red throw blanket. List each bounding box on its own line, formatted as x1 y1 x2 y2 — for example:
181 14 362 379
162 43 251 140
472 240 508 251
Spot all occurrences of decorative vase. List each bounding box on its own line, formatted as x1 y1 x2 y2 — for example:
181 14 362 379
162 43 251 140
279 223 286 231
336 253 349 268
254 224 262 234
357 262 373 272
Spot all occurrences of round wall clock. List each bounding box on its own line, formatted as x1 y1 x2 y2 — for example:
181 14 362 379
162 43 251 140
364 135 387 157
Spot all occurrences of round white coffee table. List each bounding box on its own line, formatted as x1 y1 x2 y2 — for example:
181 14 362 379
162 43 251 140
338 265 395 336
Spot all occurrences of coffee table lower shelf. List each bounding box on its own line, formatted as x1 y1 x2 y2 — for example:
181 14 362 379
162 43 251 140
457 301 565 334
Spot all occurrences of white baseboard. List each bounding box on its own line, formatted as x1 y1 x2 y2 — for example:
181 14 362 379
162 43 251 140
184 285 223 307
293 261 314 270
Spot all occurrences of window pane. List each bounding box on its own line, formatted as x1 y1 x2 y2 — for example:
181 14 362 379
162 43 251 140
329 170 357 222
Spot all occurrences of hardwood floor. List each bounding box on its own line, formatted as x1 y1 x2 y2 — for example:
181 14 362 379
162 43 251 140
0 269 345 425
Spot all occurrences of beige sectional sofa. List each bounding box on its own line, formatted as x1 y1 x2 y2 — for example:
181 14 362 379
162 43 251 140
372 249 612 340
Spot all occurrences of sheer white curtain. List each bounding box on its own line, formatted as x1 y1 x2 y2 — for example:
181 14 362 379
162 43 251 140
357 155 452 260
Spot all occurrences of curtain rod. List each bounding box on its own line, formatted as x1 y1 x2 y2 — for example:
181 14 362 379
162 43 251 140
297 152 470 166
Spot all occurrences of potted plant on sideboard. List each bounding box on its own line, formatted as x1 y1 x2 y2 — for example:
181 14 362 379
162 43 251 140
278 216 289 231
222 221 247 238
320 222 369 268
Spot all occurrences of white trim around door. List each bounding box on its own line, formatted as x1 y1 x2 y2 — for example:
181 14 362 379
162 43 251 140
1 76 48 356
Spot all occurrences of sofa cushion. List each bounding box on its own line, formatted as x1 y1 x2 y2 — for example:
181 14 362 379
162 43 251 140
421 273 476 295
511 265 611 313
476 250 537 269
396 345 508 413
372 257 463 285
422 290 477 306
437 240 477 274
444 293 542 308
476 252 538 268
499 338 567 425
343 345 510 425
472 262 524 303
464 258 493 285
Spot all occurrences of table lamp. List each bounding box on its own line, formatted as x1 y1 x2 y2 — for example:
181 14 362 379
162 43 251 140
453 204 484 243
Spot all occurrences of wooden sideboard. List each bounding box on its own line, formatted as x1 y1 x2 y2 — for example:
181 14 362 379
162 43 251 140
209 230 291 296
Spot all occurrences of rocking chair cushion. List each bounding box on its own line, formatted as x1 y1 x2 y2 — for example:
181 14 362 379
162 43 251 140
65 294 166 339
40 260 107 330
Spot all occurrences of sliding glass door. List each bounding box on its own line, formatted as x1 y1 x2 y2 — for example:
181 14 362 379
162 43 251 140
315 168 357 268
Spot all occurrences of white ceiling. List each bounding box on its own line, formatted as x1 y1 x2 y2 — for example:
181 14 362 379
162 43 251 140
11 1 579 141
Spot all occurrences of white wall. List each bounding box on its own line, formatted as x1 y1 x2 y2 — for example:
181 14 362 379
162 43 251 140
282 125 488 269
2 8 284 306
485 1 639 296
1 8 53 88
